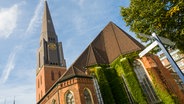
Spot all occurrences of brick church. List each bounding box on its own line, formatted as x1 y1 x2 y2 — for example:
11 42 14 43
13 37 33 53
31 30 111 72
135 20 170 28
36 1 184 104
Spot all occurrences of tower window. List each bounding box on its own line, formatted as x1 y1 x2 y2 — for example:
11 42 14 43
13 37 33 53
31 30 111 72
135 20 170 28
38 79 40 88
41 90 42 97
40 75 42 85
39 94 40 100
51 71 55 81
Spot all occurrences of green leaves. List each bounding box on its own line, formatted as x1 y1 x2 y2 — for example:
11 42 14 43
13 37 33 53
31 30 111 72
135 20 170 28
121 0 184 52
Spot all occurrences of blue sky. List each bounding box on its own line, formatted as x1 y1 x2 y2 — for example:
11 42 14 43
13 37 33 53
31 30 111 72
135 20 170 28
0 0 133 103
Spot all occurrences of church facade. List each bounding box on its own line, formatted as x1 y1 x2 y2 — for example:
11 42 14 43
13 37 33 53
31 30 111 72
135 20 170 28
36 1 98 104
36 1 184 104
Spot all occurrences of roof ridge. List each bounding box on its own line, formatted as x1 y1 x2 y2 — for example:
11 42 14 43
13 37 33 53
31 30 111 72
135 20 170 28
71 66 75 75
73 66 87 75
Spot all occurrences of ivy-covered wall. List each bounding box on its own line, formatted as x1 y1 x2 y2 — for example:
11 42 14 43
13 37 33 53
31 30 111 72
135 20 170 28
147 67 176 104
94 66 115 104
111 56 147 104
141 55 177 104
92 65 130 104
89 52 178 104
102 66 130 104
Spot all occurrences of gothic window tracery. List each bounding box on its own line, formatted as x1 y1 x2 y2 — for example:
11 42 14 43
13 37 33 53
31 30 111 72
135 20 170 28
83 89 93 104
65 91 75 104
133 60 160 103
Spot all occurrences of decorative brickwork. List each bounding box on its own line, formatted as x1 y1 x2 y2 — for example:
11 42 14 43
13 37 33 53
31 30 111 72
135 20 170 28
37 77 98 104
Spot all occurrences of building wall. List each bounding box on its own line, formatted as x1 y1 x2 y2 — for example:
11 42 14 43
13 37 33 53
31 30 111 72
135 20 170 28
141 54 184 103
36 65 66 102
59 77 98 104
38 77 98 104
160 49 184 71
159 50 184 91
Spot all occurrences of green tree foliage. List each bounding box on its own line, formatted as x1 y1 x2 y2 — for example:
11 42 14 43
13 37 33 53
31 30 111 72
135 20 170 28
121 0 184 52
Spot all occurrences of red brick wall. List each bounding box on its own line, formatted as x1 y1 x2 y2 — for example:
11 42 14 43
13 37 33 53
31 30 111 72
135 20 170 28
38 77 98 104
36 65 66 102
141 54 184 103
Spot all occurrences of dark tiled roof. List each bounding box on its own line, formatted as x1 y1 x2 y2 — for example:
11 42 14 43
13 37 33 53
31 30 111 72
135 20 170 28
37 21 145 104
41 1 56 35
59 66 91 82
69 22 145 71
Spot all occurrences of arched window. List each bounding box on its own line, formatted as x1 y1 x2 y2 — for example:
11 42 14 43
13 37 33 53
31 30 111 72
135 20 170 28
65 91 75 104
51 71 55 81
52 99 56 104
83 89 93 104
133 60 160 103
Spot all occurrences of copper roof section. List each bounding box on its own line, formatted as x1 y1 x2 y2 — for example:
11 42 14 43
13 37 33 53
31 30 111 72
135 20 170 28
41 1 56 36
70 22 144 71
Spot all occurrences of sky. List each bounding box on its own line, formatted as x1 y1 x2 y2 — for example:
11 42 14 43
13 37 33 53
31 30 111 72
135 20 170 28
0 0 134 103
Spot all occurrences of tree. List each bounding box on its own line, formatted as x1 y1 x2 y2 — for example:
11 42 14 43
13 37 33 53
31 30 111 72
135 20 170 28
121 0 184 52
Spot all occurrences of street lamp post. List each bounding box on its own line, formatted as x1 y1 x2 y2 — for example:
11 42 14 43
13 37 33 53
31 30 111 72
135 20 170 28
139 33 184 83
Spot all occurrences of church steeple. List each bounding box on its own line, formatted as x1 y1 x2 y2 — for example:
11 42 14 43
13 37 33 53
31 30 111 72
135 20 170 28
37 0 66 72
36 1 67 101
41 1 56 40
36 1 66 102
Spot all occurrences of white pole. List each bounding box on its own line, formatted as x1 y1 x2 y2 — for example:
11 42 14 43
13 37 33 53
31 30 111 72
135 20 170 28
152 33 184 83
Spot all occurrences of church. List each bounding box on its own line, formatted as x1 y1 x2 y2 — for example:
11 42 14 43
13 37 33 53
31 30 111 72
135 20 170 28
36 1 184 104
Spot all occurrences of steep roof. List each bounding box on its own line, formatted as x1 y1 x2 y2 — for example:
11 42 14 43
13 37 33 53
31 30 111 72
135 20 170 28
37 21 145 104
41 1 56 38
70 22 145 71
59 66 91 82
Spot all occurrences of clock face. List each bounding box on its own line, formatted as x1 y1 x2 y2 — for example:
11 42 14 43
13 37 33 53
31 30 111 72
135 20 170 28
48 43 56 50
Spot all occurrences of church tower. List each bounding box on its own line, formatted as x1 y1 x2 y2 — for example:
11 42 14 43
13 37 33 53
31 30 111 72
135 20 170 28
36 1 66 102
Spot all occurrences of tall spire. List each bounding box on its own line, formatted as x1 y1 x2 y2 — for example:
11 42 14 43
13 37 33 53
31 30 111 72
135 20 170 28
41 0 56 40
37 0 66 70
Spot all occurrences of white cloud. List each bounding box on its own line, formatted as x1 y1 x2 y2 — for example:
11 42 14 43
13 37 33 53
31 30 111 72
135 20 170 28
0 5 19 39
25 0 44 34
0 45 22 84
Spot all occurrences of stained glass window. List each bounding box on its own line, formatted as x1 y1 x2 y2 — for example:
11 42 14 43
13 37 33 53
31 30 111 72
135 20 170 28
65 91 75 104
84 89 92 104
